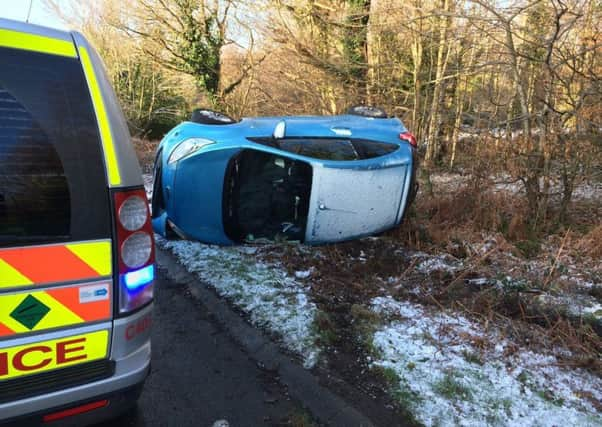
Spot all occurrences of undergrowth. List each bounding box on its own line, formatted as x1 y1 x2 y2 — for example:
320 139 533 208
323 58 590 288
279 169 602 376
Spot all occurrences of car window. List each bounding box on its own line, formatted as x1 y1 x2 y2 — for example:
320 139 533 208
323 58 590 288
0 47 111 247
351 139 398 159
249 137 359 161
280 138 358 161
249 137 398 161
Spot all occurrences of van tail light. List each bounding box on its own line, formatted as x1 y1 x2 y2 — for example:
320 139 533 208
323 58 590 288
114 188 154 314
399 131 417 148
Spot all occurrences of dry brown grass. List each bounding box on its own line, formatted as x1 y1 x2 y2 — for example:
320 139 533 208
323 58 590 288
393 182 531 256
283 174 602 375
132 137 159 172
575 224 602 259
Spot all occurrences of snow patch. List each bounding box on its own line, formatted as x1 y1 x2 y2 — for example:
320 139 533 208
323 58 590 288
157 237 320 368
535 294 602 322
370 296 602 427
295 269 313 279
411 252 462 274
142 173 153 201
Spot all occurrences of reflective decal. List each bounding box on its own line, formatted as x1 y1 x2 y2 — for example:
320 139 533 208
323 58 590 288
0 259 32 288
79 284 110 304
9 295 50 330
78 46 122 186
0 241 112 289
0 330 108 380
0 29 77 57
0 284 111 338
125 313 152 341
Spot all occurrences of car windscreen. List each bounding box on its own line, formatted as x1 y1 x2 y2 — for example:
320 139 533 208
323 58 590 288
0 47 111 247
248 137 398 161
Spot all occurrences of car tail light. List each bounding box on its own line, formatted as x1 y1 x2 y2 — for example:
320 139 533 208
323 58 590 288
114 188 154 314
43 400 109 422
399 131 417 148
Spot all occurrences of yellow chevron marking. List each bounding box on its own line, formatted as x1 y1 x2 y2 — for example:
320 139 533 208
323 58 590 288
0 259 32 289
78 46 122 186
0 29 77 57
66 241 112 277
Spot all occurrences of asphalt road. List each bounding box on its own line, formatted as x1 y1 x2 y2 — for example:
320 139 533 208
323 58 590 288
98 269 310 427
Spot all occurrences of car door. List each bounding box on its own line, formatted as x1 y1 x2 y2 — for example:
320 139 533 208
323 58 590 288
304 143 412 243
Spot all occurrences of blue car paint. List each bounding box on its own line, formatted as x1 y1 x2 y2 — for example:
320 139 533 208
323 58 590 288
173 147 239 245
152 114 415 244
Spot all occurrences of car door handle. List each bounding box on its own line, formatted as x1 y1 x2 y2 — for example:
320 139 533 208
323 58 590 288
330 127 352 136
318 203 356 214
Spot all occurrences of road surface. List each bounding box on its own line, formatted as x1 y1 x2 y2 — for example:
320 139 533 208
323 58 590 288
96 269 311 427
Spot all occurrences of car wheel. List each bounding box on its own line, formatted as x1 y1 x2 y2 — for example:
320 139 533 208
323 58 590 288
345 105 389 119
190 108 237 125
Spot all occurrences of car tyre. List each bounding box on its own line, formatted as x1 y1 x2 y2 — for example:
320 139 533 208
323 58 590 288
345 105 389 119
190 109 237 125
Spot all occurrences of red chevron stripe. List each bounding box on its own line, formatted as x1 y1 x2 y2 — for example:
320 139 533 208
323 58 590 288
46 286 110 322
0 322 15 336
0 246 99 285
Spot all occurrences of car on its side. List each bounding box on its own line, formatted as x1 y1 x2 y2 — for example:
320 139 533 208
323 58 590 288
152 106 418 245
0 18 154 426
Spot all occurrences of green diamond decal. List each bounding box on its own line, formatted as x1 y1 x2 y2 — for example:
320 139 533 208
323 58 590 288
10 295 50 330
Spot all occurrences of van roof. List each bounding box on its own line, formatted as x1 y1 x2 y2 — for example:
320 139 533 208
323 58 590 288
0 17 73 44
0 17 144 188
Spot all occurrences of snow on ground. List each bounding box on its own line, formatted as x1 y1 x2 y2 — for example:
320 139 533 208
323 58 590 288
370 296 602 427
429 172 602 201
156 237 320 368
143 173 153 201
411 252 463 274
535 294 602 321
573 181 602 201
294 269 314 279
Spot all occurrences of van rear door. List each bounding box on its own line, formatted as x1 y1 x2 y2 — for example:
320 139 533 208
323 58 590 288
0 43 115 401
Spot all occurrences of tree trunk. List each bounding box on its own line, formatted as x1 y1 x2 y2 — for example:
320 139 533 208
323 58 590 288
343 0 371 102
425 0 452 166
450 42 476 169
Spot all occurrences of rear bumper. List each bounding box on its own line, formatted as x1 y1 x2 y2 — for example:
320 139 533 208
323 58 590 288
0 381 145 427
0 304 152 425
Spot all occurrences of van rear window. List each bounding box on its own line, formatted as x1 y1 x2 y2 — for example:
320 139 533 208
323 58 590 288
0 47 111 247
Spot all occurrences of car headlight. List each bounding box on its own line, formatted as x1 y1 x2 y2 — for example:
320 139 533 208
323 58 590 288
168 138 215 164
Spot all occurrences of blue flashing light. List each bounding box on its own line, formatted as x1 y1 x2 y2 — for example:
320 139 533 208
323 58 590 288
124 265 154 291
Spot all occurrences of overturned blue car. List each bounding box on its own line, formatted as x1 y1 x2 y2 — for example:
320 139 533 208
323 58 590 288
151 106 418 245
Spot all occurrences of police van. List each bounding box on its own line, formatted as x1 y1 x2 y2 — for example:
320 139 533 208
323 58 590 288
0 18 154 425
